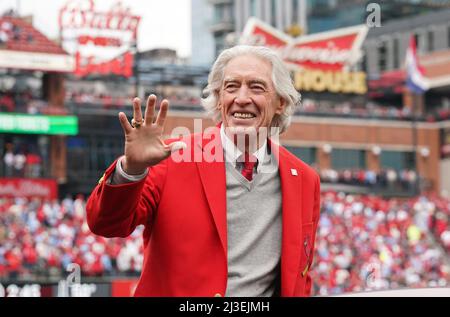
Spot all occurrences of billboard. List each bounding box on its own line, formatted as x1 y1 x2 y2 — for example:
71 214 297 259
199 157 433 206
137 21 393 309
0 178 58 200
59 0 141 77
0 113 78 135
240 18 368 94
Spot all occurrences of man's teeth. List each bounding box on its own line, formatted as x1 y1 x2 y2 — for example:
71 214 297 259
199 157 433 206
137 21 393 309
233 112 256 119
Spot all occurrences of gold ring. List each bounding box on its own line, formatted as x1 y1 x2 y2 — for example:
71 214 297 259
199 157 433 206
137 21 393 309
131 118 143 128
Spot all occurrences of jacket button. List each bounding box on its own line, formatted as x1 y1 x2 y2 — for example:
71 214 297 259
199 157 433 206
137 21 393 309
214 293 222 297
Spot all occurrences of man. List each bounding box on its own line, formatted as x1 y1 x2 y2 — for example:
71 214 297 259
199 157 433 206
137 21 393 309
86 45 321 297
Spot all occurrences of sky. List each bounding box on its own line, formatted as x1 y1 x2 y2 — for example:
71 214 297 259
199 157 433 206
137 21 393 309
0 0 192 58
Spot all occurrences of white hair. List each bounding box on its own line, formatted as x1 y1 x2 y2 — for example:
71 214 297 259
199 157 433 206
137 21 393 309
201 45 301 134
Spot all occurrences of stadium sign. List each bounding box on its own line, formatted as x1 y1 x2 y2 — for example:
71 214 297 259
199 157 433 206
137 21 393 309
0 50 74 73
0 179 58 200
58 0 141 77
0 114 78 135
240 18 368 94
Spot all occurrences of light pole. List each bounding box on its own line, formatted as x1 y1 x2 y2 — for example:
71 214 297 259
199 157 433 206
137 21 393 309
411 92 420 196
132 40 140 99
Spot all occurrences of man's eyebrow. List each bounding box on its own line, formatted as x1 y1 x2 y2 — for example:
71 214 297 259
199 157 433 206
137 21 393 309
223 78 269 87
247 79 268 87
223 78 239 84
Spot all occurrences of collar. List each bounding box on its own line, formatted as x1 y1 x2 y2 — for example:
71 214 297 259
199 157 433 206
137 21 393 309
220 124 269 172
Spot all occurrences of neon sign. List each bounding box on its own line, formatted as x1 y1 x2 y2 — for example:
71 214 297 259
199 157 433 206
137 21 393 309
59 0 141 78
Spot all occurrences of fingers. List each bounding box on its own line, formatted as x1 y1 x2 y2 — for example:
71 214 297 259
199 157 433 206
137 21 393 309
132 97 143 124
156 99 169 127
130 95 168 130
118 112 132 134
144 95 156 126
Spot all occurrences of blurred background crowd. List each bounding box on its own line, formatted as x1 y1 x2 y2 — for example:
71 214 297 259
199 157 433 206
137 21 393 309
1 192 449 295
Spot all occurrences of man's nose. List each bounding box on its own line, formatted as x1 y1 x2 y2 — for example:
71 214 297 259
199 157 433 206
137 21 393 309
234 86 252 105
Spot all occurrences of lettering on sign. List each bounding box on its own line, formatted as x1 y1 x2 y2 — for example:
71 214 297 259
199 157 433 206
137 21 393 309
59 0 140 78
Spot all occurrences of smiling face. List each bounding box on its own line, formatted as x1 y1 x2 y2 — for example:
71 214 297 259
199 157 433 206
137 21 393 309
218 54 286 133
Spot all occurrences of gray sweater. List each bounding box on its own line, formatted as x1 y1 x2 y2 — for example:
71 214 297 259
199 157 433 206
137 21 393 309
224 155 282 297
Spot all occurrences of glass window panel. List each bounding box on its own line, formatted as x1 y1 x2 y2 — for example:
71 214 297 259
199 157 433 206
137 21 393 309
380 150 416 171
331 149 366 169
285 146 317 165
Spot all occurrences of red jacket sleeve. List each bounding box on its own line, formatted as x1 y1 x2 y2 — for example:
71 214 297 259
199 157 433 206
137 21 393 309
86 157 168 238
305 174 321 296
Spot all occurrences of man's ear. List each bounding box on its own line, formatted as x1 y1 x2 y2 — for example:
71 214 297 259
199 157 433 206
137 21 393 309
275 97 286 115
216 90 222 110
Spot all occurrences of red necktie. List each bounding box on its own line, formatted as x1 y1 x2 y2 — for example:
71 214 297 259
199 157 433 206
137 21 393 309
240 153 258 181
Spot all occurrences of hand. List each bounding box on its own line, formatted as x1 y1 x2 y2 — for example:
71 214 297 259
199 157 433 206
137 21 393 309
118 95 186 175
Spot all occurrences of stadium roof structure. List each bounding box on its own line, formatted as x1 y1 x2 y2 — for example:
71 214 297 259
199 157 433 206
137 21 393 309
420 49 450 90
366 8 450 38
368 48 450 95
0 16 74 72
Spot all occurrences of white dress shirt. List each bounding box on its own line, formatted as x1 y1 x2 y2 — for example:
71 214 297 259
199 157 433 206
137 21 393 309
220 124 269 174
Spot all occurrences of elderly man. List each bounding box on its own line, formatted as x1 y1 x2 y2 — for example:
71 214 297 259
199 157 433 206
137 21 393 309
86 45 320 297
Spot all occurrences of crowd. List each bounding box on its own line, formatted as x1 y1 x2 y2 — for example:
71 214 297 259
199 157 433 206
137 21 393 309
299 99 413 120
2 143 42 178
427 107 450 122
0 191 449 295
0 195 144 280
4 84 448 122
319 168 419 191
66 91 131 109
310 192 450 295
0 89 33 113
66 91 201 109
0 88 66 115
299 98 450 122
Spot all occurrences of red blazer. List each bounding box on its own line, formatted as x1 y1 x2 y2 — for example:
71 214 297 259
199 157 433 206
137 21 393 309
86 131 321 297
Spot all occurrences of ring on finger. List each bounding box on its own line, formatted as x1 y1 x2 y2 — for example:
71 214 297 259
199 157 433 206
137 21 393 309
131 118 143 128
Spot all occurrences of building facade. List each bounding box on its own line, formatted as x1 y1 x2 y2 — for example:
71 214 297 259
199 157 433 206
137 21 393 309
191 0 216 66
207 0 307 56
63 5 450 197
203 0 450 58
363 9 450 77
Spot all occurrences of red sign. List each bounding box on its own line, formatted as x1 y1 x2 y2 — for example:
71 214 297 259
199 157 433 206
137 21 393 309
241 18 368 72
59 0 140 78
74 51 133 77
78 35 122 47
59 0 140 37
0 178 58 200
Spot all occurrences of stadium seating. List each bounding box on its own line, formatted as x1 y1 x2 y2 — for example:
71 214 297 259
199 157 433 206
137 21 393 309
0 195 143 280
0 16 66 55
0 192 448 295
310 192 450 295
